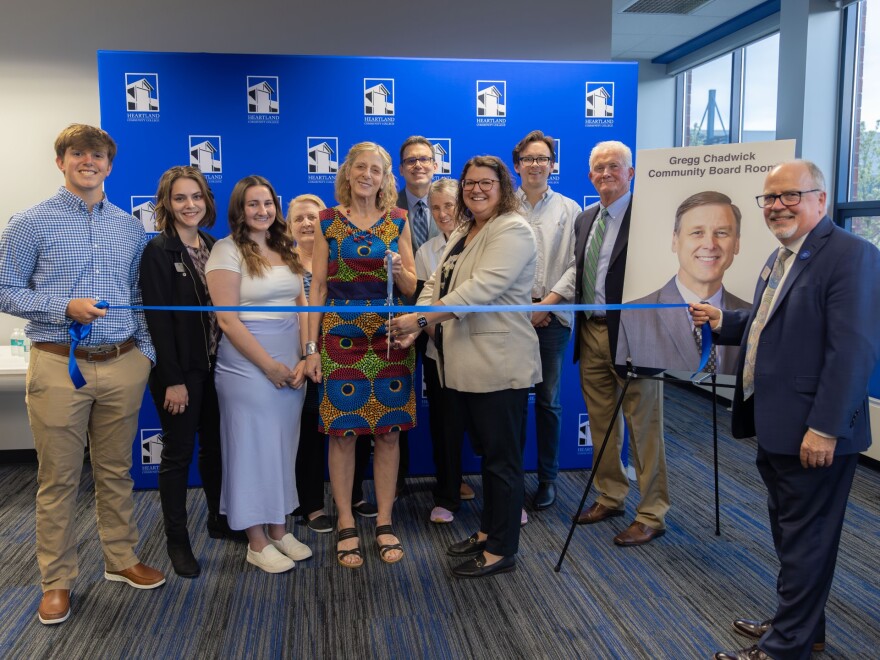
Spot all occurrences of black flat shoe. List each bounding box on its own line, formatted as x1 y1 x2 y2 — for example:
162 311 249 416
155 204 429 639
533 482 557 510
207 513 248 542
167 543 200 578
452 553 515 578
446 532 486 557
306 514 333 533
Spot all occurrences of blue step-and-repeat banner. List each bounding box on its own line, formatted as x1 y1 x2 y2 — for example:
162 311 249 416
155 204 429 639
97 50 637 489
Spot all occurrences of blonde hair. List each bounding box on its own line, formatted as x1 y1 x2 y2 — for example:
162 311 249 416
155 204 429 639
334 142 398 212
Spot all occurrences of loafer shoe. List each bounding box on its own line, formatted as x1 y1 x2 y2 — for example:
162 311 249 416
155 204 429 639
533 482 556 510
447 532 486 557
269 533 312 561
37 589 70 625
452 553 516 578
105 562 166 589
714 645 770 660
459 482 475 500
246 544 295 573
733 618 825 652
167 543 200 578
576 502 625 525
430 506 454 524
521 508 528 526
306 514 333 533
613 521 665 547
353 500 378 517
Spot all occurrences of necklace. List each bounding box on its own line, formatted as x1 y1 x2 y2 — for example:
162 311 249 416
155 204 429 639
338 208 390 246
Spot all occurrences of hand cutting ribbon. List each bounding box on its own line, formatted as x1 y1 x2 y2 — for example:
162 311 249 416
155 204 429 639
67 300 109 389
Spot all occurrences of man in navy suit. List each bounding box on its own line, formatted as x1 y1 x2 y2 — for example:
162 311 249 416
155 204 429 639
573 140 669 546
694 160 880 660
617 190 750 374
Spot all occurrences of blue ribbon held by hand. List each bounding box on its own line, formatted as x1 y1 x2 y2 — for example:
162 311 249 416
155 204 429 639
68 300 109 389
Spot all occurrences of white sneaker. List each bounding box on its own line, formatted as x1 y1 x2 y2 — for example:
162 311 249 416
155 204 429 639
269 533 313 561
246 544 295 573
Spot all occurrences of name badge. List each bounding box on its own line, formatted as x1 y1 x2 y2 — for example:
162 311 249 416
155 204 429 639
760 265 770 281
174 263 186 274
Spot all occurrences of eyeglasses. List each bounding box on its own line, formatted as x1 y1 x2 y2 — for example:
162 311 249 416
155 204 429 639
402 156 434 168
462 179 499 192
755 189 821 208
518 155 552 166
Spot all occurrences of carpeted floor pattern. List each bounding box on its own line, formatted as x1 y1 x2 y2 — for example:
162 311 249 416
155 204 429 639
0 382 878 659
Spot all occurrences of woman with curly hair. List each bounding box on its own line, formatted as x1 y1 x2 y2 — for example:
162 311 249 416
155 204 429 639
206 175 312 574
303 142 417 568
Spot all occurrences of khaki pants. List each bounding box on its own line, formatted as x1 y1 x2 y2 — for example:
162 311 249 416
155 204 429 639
578 320 669 529
26 346 151 591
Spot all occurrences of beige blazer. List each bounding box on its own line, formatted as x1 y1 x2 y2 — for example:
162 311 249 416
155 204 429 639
419 211 541 393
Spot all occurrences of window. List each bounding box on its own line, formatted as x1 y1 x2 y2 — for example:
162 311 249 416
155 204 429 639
676 34 779 146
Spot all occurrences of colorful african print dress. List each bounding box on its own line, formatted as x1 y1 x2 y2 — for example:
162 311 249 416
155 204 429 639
318 207 416 436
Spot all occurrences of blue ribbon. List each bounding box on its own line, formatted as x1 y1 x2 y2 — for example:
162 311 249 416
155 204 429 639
695 322 713 377
67 300 109 390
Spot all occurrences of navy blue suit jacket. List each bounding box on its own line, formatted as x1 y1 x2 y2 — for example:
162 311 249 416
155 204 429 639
716 216 880 455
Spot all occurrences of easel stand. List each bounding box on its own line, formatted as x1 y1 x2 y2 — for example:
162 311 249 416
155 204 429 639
555 366 733 572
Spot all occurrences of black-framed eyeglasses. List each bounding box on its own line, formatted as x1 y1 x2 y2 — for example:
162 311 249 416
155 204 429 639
462 179 499 192
518 155 552 166
402 156 434 168
755 189 821 208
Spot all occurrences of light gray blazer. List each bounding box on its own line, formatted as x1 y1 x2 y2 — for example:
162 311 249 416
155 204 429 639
419 211 541 392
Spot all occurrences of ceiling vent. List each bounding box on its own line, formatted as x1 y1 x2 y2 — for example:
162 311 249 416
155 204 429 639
621 0 715 14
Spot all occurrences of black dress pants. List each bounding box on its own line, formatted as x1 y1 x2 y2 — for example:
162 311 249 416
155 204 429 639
149 368 222 544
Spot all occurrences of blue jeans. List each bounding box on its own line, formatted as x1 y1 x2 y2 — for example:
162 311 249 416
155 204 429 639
533 315 571 483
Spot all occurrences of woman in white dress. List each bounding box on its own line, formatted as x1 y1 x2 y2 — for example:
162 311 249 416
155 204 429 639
206 175 312 574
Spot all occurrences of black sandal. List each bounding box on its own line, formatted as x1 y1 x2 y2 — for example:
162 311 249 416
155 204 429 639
336 527 363 568
376 524 404 564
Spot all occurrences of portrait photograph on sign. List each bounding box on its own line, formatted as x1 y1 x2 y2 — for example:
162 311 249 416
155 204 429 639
615 140 796 374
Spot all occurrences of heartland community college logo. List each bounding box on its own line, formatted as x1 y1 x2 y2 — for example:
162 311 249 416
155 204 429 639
552 138 562 176
131 196 158 233
476 80 506 118
247 76 279 114
307 137 339 174
577 413 593 457
428 138 452 175
585 82 615 123
141 429 163 467
189 136 222 174
583 195 600 211
364 78 394 115
125 73 159 112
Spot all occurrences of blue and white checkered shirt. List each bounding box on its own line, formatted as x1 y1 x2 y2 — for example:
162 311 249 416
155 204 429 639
0 187 156 362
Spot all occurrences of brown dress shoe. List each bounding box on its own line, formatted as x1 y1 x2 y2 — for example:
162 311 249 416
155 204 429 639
575 502 625 525
38 589 70 625
714 645 769 660
613 521 665 546
733 617 825 652
104 562 166 589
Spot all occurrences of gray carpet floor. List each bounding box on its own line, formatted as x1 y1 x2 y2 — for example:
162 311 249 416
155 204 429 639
0 383 878 659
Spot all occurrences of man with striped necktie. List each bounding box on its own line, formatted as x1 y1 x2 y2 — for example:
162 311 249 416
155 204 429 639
572 140 669 547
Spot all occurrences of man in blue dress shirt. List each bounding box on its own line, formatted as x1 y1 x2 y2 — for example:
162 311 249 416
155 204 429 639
0 124 165 626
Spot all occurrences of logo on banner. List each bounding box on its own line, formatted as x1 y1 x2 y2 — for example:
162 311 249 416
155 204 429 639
125 73 159 122
577 413 593 456
189 136 223 180
428 138 452 175
247 76 280 124
583 195 599 211
476 81 506 125
549 138 562 183
364 78 395 125
141 429 163 471
586 82 615 126
131 196 158 234
307 137 339 183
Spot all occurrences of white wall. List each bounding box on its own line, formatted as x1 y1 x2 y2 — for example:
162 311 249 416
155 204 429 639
632 59 676 151
0 0 613 340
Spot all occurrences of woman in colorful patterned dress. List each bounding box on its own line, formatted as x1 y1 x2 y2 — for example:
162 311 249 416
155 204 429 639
304 142 417 568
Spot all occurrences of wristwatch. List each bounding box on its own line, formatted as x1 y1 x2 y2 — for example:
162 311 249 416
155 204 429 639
305 341 318 356
417 315 428 328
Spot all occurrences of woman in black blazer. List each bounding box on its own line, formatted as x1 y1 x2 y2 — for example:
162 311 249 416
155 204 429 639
140 166 243 578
